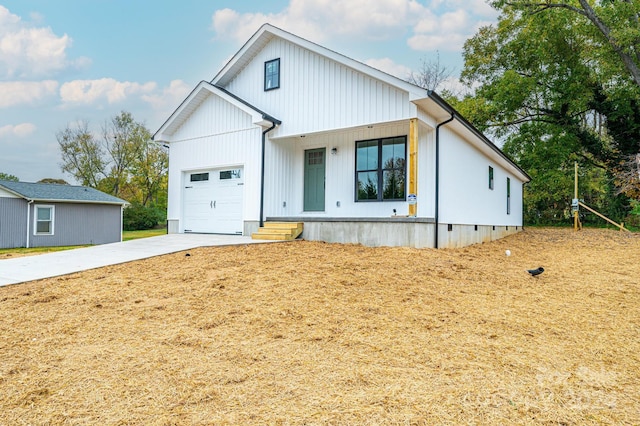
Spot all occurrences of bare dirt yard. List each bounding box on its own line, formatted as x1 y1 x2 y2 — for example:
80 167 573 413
0 228 639 425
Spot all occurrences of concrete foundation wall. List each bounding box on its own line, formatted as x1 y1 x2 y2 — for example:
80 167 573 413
438 224 522 249
299 220 435 248
282 219 523 249
167 219 180 234
244 221 259 236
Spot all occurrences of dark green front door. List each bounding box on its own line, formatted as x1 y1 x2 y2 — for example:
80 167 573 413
304 148 326 211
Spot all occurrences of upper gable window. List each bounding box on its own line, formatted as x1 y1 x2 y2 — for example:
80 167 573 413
264 58 280 91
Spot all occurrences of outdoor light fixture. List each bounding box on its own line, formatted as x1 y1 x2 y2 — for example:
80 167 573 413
331 147 338 155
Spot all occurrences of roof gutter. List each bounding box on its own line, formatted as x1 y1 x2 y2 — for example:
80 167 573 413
259 116 281 228
435 114 455 249
426 91 531 183
26 199 34 249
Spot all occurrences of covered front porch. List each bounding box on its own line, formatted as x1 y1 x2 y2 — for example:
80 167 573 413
262 118 436 222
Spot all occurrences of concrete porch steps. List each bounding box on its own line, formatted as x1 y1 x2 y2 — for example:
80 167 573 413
252 222 303 241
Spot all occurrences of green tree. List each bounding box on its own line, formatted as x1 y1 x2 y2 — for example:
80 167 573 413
57 121 105 187
130 136 168 207
0 172 19 182
58 111 168 224
457 0 640 222
38 178 69 184
101 111 148 198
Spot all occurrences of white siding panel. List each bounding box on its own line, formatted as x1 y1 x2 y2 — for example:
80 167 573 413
171 93 255 142
167 93 263 230
438 127 523 226
224 38 412 137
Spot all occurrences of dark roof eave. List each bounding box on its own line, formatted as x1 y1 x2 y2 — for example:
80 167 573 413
426 90 532 183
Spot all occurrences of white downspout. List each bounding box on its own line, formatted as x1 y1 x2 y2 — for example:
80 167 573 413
26 199 34 248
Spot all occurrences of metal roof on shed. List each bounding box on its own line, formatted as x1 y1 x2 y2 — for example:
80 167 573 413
0 181 128 205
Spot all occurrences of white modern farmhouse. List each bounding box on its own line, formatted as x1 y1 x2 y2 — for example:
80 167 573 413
154 24 530 248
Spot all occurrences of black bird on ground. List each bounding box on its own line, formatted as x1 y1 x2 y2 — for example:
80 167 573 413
527 267 544 277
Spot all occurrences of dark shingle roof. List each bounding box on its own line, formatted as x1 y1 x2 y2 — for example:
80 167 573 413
0 181 128 205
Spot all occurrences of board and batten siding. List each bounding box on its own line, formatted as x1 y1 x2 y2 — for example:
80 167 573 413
438 126 523 226
29 203 122 248
0 197 27 248
224 37 414 137
264 121 437 219
167 92 264 227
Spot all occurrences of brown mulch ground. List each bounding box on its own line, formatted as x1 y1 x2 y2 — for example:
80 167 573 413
0 228 639 425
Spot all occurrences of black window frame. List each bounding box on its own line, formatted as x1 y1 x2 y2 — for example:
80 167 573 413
354 136 407 202
264 58 280 91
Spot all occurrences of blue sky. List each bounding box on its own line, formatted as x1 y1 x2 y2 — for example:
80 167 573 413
0 0 499 183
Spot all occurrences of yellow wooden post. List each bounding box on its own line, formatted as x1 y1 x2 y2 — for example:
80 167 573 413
409 118 418 216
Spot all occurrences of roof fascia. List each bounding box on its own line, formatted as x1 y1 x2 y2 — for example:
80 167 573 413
153 81 280 142
0 184 27 200
421 91 532 183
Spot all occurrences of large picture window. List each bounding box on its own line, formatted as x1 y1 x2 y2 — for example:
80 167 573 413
355 136 406 201
34 205 54 235
264 58 280 91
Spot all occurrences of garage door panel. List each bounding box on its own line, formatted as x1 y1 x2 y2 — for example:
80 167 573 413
183 168 244 234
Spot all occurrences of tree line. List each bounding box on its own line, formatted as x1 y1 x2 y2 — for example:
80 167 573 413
418 0 640 227
57 111 168 230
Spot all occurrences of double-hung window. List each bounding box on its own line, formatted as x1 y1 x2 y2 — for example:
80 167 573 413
264 58 280 91
35 205 54 235
355 136 406 201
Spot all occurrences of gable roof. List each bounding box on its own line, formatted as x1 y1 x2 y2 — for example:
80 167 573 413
212 24 429 101
0 181 128 205
153 81 281 142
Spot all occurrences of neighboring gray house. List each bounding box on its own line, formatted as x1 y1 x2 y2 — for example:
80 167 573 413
0 181 127 249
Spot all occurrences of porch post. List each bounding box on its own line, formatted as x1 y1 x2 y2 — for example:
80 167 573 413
408 118 418 216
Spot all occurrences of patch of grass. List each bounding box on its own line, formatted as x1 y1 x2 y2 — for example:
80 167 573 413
0 245 87 258
1 228 167 258
122 227 167 241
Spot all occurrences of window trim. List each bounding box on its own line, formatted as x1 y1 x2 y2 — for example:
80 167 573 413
354 136 407 202
264 58 280 91
34 205 55 236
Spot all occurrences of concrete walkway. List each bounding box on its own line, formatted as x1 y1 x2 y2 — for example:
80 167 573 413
0 234 278 287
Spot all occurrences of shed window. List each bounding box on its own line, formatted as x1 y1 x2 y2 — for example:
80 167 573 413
264 58 280 91
35 205 54 235
489 166 494 190
355 136 406 201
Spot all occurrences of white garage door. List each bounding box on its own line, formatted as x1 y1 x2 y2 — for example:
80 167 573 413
183 168 244 234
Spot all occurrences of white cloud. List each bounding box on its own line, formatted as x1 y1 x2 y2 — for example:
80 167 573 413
211 0 499 54
60 78 157 105
0 80 59 108
365 58 412 80
141 79 191 110
0 6 86 78
0 122 36 138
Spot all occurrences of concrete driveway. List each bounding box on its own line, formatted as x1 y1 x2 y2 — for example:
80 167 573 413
0 234 278 287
